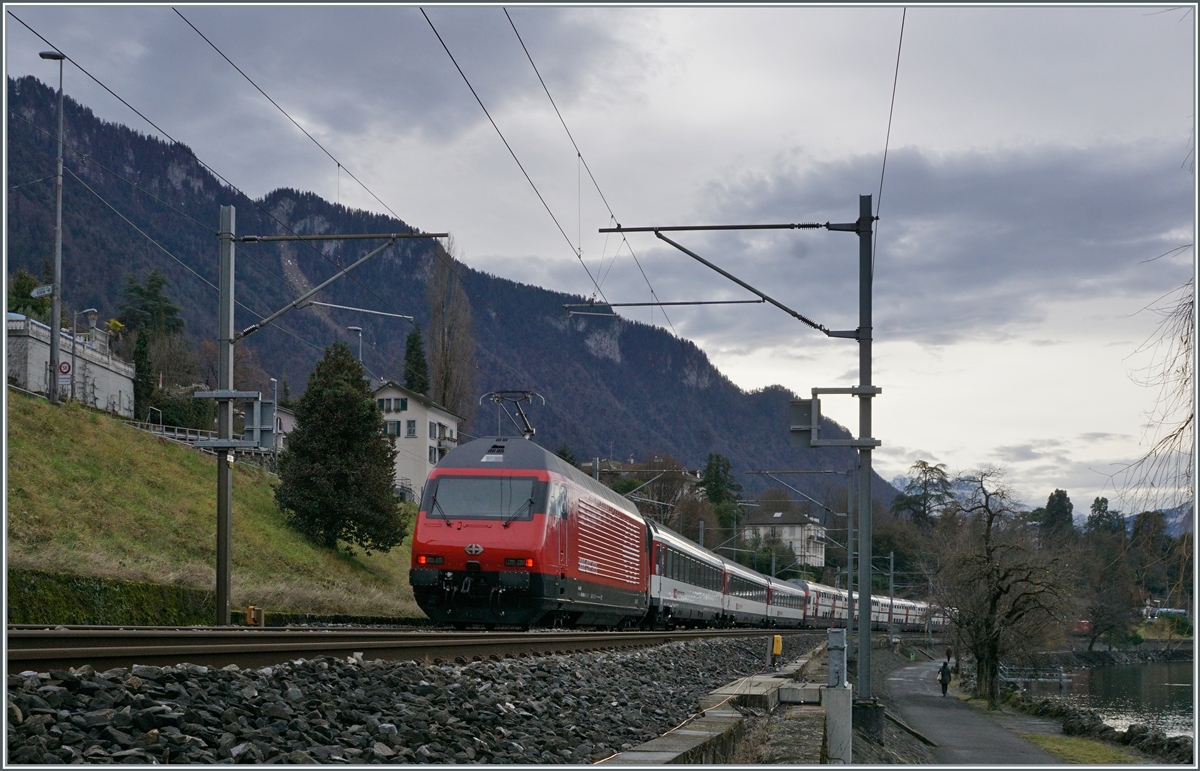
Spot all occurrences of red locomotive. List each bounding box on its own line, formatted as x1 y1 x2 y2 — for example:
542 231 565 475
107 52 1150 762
410 436 950 633
409 436 649 628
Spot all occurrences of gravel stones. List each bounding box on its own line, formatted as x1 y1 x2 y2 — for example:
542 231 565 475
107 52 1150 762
6 634 819 764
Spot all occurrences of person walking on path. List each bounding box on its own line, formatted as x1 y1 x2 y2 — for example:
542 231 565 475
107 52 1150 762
938 660 952 697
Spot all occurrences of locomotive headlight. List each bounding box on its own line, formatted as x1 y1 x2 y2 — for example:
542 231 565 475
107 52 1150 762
505 558 534 567
418 555 445 565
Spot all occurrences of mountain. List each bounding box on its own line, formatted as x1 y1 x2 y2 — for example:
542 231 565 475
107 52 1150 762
1122 502 1194 538
6 75 897 505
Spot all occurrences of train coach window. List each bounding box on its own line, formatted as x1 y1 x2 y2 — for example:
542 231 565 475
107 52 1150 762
425 476 547 521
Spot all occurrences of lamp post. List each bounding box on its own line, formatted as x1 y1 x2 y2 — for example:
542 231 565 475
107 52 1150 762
70 307 97 401
40 50 66 403
347 326 363 362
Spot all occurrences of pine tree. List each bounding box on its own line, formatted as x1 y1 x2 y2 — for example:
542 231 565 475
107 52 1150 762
1040 488 1076 542
275 342 403 554
700 453 742 505
404 324 430 395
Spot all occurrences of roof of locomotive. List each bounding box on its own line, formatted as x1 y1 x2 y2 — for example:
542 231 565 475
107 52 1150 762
437 436 643 519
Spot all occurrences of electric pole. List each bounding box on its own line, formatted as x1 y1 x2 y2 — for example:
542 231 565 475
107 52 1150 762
195 205 446 625
41 50 65 403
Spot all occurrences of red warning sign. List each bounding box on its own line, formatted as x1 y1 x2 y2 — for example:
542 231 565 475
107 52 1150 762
58 361 71 375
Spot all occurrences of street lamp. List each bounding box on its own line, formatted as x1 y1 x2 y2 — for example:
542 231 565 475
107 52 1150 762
41 50 66 403
347 326 363 362
70 307 97 402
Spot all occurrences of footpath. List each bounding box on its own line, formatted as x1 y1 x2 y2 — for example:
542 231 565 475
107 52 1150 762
887 659 1060 764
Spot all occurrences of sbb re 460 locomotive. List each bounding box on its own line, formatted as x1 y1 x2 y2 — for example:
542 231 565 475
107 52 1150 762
409 436 949 633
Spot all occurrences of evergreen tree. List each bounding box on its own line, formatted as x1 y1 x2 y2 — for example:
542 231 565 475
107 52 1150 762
700 453 742 505
1085 496 1125 535
7 268 50 319
404 324 430 395
132 331 153 421
555 444 578 466
891 460 953 529
1040 489 1076 541
119 269 185 337
275 342 403 554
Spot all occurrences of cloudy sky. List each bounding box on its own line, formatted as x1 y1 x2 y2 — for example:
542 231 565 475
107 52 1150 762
5 5 1195 510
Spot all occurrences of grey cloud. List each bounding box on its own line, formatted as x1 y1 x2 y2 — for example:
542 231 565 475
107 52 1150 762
7 6 656 201
597 142 1194 350
1077 431 1128 442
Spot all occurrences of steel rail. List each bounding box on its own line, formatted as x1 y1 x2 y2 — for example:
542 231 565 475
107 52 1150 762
8 627 815 672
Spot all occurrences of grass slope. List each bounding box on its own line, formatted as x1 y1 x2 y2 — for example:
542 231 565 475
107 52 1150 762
6 391 421 618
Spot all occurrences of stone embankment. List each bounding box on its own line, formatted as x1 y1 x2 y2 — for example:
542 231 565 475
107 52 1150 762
1005 691 1193 764
6 634 817 764
1032 646 1191 669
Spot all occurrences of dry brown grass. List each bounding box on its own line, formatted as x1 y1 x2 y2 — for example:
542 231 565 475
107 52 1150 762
7 391 422 618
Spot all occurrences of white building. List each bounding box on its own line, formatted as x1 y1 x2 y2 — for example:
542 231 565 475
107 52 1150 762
373 381 463 501
273 404 296 450
742 508 827 568
6 313 135 417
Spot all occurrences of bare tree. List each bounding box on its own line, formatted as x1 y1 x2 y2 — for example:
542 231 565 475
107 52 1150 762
928 468 1073 709
426 239 477 425
196 339 271 393
1119 278 1194 512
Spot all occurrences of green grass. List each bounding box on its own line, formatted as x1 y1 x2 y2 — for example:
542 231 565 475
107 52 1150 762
6 391 421 618
1137 618 1193 640
1019 734 1139 764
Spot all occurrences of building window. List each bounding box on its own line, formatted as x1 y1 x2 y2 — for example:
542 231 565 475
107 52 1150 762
428 445 437 464
429 421 437 439
399 397 408 411
406 419 417 438
386 421 398 436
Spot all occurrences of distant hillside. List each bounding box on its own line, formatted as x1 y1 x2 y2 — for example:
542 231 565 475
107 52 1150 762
6 74 897 505
5 389 420 617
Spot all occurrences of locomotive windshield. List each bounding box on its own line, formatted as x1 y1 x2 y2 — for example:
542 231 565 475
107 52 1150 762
424 476 547 523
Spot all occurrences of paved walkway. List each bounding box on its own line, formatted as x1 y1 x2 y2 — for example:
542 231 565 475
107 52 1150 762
887 660 1061 765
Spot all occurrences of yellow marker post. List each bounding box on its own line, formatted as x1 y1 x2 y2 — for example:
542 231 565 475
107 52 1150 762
772 635 783 656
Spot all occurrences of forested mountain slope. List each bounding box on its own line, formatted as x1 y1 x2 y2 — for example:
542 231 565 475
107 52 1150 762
6 75 896 504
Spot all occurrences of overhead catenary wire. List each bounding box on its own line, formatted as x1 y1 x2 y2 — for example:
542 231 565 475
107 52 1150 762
502 7 675 335
10 10 432 363
163 7 569 400
172 8 403 227
7 173 56 191
26 111 356 355
873 6 907 274
421 7 609 306
8 108 218 235
10 11 648 440
62 166 326 356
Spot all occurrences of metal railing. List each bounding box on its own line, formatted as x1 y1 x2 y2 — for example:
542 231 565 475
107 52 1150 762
123 421 228 444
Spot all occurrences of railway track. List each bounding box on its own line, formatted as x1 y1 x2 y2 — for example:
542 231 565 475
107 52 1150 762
7 625 815 672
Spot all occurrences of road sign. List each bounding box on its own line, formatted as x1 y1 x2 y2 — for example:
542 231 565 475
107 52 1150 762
57 374 71 389
58 361 71 375
30 284 52 298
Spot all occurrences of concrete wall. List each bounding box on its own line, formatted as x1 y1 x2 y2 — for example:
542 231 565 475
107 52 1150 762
6 316 135 417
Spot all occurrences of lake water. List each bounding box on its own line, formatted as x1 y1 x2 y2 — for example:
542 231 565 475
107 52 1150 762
1022 661 1194 737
